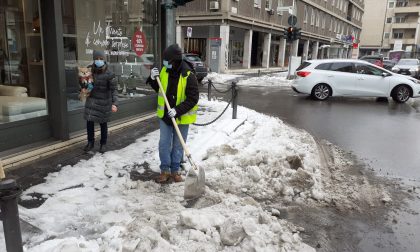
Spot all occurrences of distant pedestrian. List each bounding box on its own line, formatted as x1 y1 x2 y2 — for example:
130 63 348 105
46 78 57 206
147 44 199 183
83 50 118 153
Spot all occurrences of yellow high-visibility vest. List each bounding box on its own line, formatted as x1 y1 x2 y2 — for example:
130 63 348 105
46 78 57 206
157 67 198 124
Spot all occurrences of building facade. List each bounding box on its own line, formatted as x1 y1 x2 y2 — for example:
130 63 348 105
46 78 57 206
382 0 420 58
176 0 365 73
359 0 387 56
0 0 160 153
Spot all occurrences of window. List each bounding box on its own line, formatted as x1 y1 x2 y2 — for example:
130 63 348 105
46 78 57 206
316 11 320 27
356 64 385 76
304 5 308 23
386 17 392 23
396 0 408 7
254 0 261 8
329 18 333 31
389 1 395 8
384 32 390 38
329 62 354 73
265 0 272 10
296 61 312 71
322 14 326 29
315 63 332 70
393 32 404 38
332 0 335 6
311 8 315 25
277 0 284 15
395 16 406 23
61 0 158 111
0 0 48 124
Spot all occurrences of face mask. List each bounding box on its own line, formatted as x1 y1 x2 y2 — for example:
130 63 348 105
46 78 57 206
94 60 105 68
163 60 172 69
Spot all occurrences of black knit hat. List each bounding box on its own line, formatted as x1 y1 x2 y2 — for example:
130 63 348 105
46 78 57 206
93 50 105 60
163 44 183 62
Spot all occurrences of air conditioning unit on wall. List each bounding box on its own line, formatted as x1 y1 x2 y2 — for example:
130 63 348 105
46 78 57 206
210 1 219 10
267 9 275 15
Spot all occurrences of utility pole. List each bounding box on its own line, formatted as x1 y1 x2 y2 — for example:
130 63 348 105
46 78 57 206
164 0 176 47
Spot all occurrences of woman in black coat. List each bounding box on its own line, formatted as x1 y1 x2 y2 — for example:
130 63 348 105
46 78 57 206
83 50 118 153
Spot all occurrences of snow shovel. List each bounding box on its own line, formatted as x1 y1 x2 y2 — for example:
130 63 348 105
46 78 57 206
156 77 205 200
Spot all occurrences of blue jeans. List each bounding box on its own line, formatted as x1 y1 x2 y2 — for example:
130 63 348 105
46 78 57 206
159 119 189 173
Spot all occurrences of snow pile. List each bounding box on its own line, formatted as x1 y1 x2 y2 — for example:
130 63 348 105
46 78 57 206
204 72 243 84
238 72 290 87
3 95 322 251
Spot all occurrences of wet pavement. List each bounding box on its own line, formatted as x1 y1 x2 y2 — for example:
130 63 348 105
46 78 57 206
226 85 420 252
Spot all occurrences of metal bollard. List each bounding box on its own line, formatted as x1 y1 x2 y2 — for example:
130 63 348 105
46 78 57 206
207 80 212 101
0 179 23 252
231 81 238 119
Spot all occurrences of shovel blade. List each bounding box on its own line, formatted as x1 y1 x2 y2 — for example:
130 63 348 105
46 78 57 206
184 166 205 200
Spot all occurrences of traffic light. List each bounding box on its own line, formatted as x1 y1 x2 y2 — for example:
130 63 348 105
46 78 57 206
292 28 301 41
284 26 294 42
173 0 194 7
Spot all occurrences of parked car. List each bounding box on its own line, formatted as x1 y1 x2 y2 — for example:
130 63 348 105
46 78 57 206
183 53 208 82
391 58 420 79
359 55 384 68
382 60 396 71
291 59 420 103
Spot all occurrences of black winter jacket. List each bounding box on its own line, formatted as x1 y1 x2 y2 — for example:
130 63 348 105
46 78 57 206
147 60 199 125
84 64 118 123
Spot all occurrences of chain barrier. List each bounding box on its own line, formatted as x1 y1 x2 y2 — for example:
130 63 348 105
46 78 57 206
210 82 232 93
193 81 237 127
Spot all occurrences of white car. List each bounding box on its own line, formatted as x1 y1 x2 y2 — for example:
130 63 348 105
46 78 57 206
291 59 420 103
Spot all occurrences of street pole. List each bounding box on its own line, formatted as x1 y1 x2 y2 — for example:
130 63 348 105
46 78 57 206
164 0 176 47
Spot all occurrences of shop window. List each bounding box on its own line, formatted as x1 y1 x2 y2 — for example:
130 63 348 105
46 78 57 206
0 0 47 124
61 0 158 111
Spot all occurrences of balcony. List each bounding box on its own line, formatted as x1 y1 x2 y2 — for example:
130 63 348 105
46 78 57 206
392 22 418 29
394 6 420 14
390 38 416 45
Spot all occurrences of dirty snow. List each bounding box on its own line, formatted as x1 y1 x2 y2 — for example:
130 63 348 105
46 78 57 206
203 72 243 84
0 94 389 251
204 72 291 87
237 72 290 87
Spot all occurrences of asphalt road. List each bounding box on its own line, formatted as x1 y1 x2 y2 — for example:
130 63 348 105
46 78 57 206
227 84 420 252
235 86 420 180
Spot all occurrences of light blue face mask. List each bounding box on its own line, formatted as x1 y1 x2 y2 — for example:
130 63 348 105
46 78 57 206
163 60 172 69
94 60 105 68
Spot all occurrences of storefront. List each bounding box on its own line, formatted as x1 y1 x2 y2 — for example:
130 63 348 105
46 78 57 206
0 0 160 152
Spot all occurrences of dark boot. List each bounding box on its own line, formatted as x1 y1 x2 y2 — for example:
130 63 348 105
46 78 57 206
84 141 94 152
99 144 107 154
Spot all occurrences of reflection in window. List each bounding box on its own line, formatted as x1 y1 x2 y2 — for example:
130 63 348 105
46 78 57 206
329 62 354 73
0 0 47 124
62 0 158 111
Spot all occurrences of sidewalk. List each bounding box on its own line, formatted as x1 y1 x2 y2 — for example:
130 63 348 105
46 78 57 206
6 115 159 194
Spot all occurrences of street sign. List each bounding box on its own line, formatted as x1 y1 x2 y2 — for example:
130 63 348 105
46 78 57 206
288 15 297 26
187 27 192 38
132 29 147 57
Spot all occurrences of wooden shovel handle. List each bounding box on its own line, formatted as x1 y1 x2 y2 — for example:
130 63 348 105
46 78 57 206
156 77 198 170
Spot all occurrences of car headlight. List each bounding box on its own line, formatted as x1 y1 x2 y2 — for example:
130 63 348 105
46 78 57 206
392 67 399 71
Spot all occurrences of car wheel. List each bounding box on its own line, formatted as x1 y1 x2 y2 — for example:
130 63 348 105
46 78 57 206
392 85 411 103
311 84 331 101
